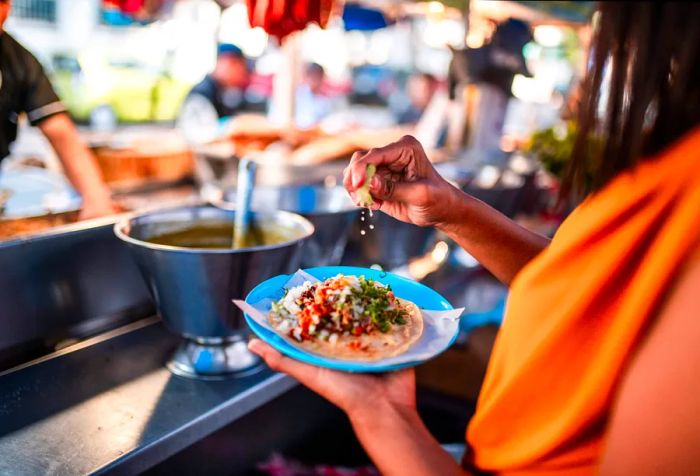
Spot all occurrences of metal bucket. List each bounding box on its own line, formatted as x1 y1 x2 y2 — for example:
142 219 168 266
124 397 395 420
115 205 314 379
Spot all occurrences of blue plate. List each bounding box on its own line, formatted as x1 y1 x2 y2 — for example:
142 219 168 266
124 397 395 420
244 266 459 373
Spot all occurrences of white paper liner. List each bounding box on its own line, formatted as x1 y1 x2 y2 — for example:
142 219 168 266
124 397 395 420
235 270 464 367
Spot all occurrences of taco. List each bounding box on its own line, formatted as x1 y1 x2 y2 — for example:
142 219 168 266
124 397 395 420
269 274 423 361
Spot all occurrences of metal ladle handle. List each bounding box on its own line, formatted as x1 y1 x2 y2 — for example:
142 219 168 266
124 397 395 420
232 158 257 249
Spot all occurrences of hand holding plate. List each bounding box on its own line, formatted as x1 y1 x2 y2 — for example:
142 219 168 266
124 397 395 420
248 338 417 417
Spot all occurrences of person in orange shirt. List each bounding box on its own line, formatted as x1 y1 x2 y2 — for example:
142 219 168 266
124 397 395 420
249 3 700 474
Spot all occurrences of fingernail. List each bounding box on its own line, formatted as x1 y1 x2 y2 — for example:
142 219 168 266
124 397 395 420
370 175 381 191
248 339 263 354
352 172 363 188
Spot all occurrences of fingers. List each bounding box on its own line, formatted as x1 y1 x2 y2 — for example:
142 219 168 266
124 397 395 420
248 339 319 385
368 173 393 201
248 339 357 412
347 145 394 190
343 150 365 192
346 136 421 192
370 174 427 204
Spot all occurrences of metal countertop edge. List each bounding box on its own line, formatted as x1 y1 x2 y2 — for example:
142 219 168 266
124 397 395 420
0 316 162 378
92 373 298 475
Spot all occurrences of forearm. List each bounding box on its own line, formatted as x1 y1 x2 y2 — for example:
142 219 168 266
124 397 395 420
438 186 550 286
349 402 470 476
39 114 111 205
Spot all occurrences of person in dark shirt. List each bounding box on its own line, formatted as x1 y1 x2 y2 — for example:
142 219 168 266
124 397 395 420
0 1 115 218
396 72 439 125
177 43 251 143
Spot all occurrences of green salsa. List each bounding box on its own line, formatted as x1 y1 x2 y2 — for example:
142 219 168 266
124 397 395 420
146 222 293 249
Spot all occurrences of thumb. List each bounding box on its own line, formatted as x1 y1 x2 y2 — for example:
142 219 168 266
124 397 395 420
370 175 427 203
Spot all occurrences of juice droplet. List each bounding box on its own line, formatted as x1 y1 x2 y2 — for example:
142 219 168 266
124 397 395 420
369 224 375 230
368 209 374 218
360 230 366 236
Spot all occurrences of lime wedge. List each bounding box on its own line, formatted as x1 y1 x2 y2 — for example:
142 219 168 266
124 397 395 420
356 164 376 207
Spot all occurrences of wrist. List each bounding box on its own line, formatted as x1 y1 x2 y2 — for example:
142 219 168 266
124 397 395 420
433 184 471 232
348 398 419 431
81 185 112 204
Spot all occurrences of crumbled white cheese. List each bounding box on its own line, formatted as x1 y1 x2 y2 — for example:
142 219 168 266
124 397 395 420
282 282 310 314
329 333 338 345
345 275 361 288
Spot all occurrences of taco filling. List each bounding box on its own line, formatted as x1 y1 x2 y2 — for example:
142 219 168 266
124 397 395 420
269 274 423 361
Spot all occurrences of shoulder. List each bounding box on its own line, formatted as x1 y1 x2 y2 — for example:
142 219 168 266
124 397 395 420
189 75 217 98
649 243 700 341
657 244 700 325
601 244 700 472
1 33 41 65
0 33 46 87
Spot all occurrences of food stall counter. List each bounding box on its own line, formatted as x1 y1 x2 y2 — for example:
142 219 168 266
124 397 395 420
0 318 296 475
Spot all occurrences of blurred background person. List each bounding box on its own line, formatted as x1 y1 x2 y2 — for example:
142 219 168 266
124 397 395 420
0 0 116 219
449 18 532 153
396 72 439 125
177 43 251 143
269 62 338 130
294 62 334 129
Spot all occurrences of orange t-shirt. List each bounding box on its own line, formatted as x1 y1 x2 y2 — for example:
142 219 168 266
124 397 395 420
466 128 700 475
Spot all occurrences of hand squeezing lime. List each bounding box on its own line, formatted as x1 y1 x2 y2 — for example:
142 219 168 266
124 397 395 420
356 164 376 207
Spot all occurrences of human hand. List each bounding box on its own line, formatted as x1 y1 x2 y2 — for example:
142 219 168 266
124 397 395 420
79 191 121 220
343 135 459 227
248 339 416 418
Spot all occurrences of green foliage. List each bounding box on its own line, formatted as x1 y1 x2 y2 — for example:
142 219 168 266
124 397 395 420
527 121 601 189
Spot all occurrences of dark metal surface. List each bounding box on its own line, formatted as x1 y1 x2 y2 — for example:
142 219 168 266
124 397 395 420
0 319 296 476
343 212 437 269
0 214 153 370
147 385 474 475
146 386 350 475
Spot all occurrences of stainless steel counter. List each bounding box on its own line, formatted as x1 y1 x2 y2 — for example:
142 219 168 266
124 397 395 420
0 318 296 475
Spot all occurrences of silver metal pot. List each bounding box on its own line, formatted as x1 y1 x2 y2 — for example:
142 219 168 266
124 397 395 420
221 184 359 267
343 212 437 271
115 205 314 379
193 143 348 193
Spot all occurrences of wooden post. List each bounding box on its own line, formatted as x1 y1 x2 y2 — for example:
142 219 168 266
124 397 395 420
271 32 301 128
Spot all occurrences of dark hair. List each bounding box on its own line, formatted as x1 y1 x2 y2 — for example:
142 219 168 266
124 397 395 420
306 62 325 77
217 43 244 59
565 2 700 197
417 72 437 83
